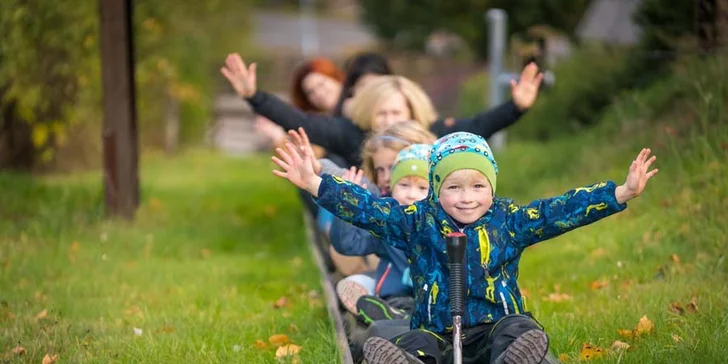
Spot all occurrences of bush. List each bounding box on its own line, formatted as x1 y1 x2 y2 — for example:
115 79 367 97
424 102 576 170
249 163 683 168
0 1 253 170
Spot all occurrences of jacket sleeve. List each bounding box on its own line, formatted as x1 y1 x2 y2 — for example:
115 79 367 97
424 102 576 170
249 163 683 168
505 181 627 249
315 174 421 251
430 100 524 139
329 218 388 256
245 91 361 153
319 158 380 196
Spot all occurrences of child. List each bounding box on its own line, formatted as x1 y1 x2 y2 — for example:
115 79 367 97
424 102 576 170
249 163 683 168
332 144 431 320
271 132 657 364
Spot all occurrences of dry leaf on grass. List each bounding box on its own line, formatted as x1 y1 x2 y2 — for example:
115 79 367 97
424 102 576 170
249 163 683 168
558 353 570 362
589 280 609 291
686 296 698 313
254 340 267 349
670 254 681 264
542 292 573 303
276 344 302 362
273 296 289 309
635 315 654 336
578 343 604 361
269 334 290 347
617 329 634 340
35 309 48 321
611 340 630 351
11 346 26 355
289 323 298 333
668 302 685 315
672 334 683 343
42 354 58 364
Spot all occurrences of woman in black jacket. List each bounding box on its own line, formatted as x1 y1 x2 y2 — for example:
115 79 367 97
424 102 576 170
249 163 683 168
221 53 543 167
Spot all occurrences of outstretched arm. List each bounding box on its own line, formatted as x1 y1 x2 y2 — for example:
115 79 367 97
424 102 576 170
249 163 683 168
432 62 544 138
221 53 361 155
508 148 658 249
271 142 416 249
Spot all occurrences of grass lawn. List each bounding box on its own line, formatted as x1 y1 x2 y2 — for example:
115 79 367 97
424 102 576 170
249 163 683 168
1 152 339 363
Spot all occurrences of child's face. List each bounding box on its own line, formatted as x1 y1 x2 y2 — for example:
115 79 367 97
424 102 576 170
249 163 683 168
372 147 399 194
438 169 493 225
391 176 429 206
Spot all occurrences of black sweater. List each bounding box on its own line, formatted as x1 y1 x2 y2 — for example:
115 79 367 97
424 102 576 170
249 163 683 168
245 91 525 166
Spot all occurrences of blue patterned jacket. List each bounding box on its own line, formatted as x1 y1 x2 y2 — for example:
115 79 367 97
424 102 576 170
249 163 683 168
315 175 626 334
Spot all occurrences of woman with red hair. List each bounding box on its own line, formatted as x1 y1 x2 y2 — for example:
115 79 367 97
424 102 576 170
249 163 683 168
291 57 345 113
255 57 345 154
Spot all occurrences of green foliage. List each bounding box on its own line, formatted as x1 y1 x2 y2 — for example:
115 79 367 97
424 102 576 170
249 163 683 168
633 0 696 51
0 0 252 169
358 0 590 58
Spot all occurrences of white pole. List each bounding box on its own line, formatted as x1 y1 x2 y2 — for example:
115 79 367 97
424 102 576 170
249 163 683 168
299 0 319 58
486 9 507 151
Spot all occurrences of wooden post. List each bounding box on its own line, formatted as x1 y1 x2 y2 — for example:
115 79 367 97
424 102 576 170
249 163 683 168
99 0 139 220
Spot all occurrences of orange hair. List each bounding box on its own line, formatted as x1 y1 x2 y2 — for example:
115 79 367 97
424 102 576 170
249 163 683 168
291 58 345 112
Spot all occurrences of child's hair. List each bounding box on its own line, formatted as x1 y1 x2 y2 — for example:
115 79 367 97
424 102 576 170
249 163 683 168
361 122 437 184
348 75 438 131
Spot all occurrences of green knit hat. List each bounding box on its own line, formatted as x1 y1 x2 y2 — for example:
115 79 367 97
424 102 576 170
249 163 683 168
390 144 431 190
428 132 498 201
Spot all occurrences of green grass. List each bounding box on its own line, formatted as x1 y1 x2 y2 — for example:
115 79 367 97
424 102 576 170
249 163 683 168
0 152 339 363
495 56 728 362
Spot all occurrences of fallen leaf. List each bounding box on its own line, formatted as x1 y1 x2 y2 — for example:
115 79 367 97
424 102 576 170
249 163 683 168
542 292 573 302
670 254 681 264
275 344 302 360
269 334 290 347
578 342 604 361
672 334 682 343
35 309 48 320
617 329 634 339
125 305 143 317
254 340 267 349
11 346 26 355
686 296 698 313
289 323 298 333
133 327 143 336
635 315 654 336
520 288 531 298
611 340 630 351
42 354 58 364
273 296 288 309
589 280 609 290
558 353 570 362
149 198 163 211
668 302 685 315
157 325 174 334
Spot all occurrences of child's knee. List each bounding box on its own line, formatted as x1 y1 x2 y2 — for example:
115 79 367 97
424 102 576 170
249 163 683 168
491 314 544 338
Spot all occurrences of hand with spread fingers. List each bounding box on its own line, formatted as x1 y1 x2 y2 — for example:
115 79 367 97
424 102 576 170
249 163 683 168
286 127 322 175
271 142 322 197
342 166 368 189
615 148 659 204
511 62 545 111
220 53 257 99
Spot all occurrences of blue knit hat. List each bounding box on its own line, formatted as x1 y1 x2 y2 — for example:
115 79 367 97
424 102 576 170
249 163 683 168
390 144 431 190
428 132 498 200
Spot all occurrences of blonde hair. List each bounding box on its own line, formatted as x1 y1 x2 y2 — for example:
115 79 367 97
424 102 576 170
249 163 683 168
348 75 438 131
361 122 437 184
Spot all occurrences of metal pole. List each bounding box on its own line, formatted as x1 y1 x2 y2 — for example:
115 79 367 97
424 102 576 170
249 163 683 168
486 9 508 151
299 0 319 58
447 233 467 364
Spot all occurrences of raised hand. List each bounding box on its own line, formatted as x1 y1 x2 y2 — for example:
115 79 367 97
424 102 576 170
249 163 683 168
287 128 322 175
272 142 322 196
342 166 368 189
510 62 544 111
615 148 658 204
220 53 257 98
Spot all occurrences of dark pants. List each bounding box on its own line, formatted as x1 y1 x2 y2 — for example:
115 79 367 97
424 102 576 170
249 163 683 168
392 314 545 364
